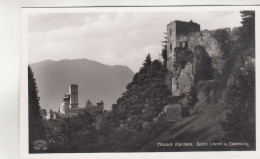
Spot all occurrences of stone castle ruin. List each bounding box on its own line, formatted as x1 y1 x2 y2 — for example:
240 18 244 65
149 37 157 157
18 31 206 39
166 20 229 96
59 84 85 116
59 84 79 114
59 84 104 117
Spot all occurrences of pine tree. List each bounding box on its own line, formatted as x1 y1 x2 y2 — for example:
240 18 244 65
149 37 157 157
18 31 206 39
222 64 255 149
143 54 152 67
112 55 171 123
49 109 54 120
161 32 168 66
28 66 46 152
161 45 167 66
221 11 255 149
240 11 255 47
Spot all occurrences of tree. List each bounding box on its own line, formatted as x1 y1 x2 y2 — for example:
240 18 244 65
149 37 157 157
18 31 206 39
28 66 46 152
143 54 152 67
112 56 171 124
240 11 255 47
222 62 255 149
221 11 255 149
54 112 60 119
86 99 93 107
161 32 168 66
97 100 104 106
57 114 98 152
50 109 54 120
161 45 167 66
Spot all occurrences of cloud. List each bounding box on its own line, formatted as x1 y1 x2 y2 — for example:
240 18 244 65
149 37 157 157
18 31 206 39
28 11 242 72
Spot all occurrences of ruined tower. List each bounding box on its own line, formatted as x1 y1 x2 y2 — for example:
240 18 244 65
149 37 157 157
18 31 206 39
167 20 200 96
166 20 226 96
69 84 78 108
167 20 200 72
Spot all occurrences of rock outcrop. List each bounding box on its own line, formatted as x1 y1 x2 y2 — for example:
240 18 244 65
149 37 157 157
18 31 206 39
159 104 182 122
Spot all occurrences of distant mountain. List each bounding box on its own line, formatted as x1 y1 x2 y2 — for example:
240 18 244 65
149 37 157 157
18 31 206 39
30 59 134 111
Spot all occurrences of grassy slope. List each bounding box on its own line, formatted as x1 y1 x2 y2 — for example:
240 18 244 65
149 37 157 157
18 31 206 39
139 83 227 151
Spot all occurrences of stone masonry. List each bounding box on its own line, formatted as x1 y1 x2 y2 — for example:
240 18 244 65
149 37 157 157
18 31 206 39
167 20 227 96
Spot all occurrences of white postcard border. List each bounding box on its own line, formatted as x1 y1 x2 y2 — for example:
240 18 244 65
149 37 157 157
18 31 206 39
20 6 260 159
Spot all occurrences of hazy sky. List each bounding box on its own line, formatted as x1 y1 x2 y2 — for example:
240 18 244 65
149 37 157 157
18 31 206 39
28 11 242 72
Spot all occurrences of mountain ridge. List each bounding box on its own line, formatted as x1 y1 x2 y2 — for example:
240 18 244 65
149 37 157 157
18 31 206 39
30 58 134 112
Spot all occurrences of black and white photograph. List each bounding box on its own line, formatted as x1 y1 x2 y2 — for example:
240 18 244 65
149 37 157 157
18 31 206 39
20 6 257 156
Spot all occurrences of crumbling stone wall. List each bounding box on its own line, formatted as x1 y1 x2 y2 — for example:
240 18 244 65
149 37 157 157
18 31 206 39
177 30 225 74
166 20 227 96
172 62 194 96
177 62 194 94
